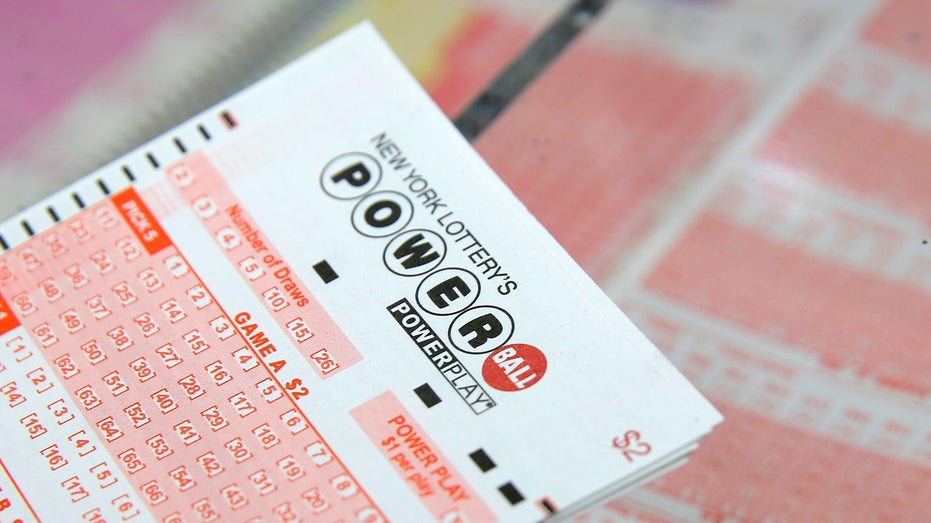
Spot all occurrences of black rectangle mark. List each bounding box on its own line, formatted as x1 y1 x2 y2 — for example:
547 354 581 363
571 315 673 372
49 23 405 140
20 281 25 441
198 123 211 140
539 498 557 515
0 235 8 250
21 220 34 237
47 206 60 223
499 482 524 505
72 192 86 209
147 152 160 168
173 137 187 153
469 448 496 472
414 383 441 408
122 165 135 181
97 179 110 195
312 260 338 283
221 110 237 128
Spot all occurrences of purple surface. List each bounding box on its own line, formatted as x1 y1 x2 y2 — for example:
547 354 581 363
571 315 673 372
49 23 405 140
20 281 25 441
0 1 186 152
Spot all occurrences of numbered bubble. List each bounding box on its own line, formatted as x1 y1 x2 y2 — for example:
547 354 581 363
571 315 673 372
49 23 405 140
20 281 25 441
448 305 514 355
384 229 446 277
320 152 382 199
416 268 480 316
351 191 414 238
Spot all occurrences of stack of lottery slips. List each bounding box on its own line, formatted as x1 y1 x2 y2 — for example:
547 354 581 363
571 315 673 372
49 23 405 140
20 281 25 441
0 23 721 522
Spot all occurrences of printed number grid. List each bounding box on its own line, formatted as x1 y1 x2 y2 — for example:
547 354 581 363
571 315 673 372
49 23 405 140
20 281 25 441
0 191 384 523
165 152 363 380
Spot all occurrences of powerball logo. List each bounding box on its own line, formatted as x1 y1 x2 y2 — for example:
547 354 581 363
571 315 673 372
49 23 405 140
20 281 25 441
320 135 549 412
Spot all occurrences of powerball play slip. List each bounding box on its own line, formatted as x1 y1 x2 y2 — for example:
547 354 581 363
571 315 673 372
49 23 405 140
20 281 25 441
0 23 720 523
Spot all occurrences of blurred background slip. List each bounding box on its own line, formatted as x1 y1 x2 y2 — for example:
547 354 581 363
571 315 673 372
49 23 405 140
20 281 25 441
2 0 931 521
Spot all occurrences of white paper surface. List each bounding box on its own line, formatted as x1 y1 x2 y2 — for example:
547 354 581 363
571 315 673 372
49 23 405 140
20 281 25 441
0 23 720 522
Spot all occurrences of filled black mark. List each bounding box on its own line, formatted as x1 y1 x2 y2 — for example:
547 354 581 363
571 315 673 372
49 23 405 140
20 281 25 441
0 235 8 250
173 137 187 153
539 498 558 515
47 206 60 223
21 220 34 237
97 179 110 195
498 482 525 505
147 152 160 168
198 124 212 140
312 260 339 284
122 165 136 181
221 110 238 129
413 383 442 408
454 0 610 142
72 192 86 209
469 448 496 473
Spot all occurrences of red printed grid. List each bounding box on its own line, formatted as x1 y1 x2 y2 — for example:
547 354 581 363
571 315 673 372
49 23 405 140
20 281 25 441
0 337 149 521
471 36 749 279
425 4 931 521
758 88 931 224
644 213 931 396
163 152 362 379
860 0 931 68
428 10 537 117
0 190 384 523
627 295 931 465
647 405 931 522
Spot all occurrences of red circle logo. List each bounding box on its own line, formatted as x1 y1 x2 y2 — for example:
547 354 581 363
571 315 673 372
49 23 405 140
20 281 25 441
482 343 547 392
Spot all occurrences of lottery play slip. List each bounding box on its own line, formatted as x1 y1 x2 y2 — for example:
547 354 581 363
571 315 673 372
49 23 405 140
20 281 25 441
0 23 720 522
